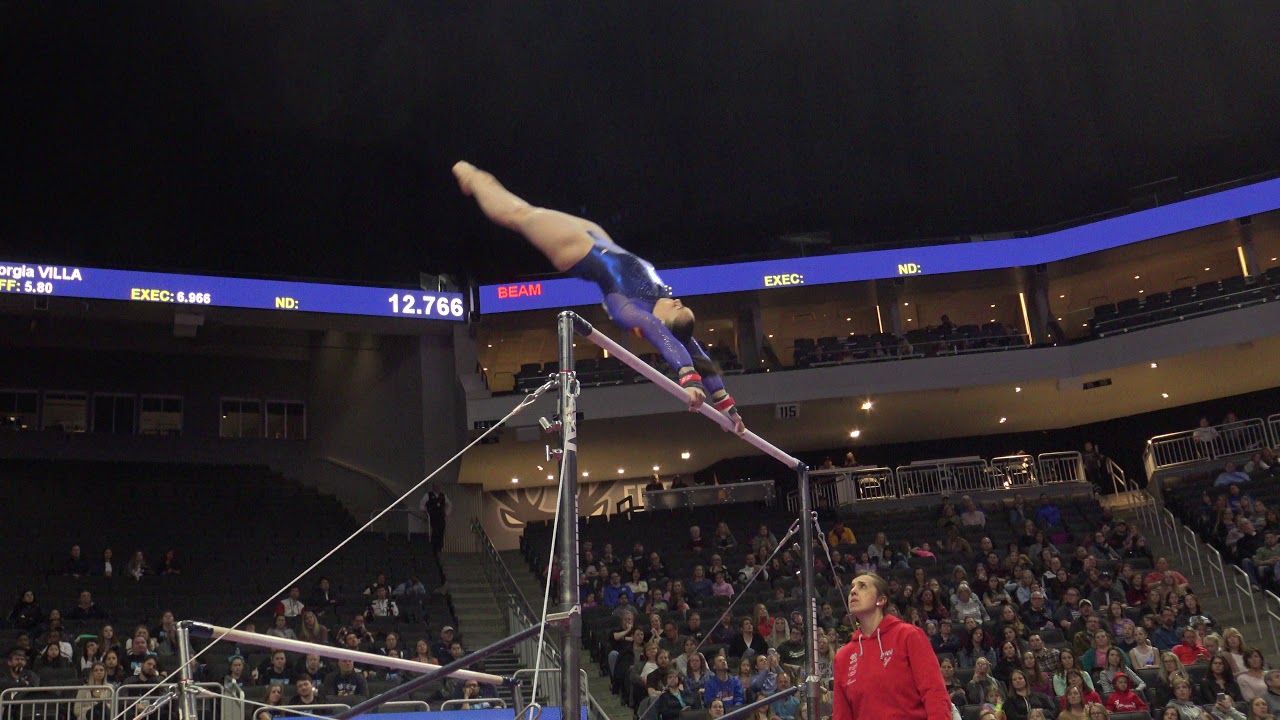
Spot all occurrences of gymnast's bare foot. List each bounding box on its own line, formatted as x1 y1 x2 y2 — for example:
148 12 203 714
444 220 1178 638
452 161 479 196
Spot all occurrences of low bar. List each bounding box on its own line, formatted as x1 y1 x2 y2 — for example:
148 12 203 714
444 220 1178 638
183 622 505 685
719 686 800 720
573 317 802 470
336 623 544 720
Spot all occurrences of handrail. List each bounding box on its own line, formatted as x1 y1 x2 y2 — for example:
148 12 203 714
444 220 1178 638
1264 591 1280 658
440 698 509 710
1205 546 1232 614
1036 452 1085 484
990 455 1038 488
473 520 611 720
1180 525 1207 592
1163 509 1185 567
1269 413 1280 450
1232 565 1261 632
895 458 991 496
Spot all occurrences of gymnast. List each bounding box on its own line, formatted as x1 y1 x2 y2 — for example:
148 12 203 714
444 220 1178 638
453 161 745 434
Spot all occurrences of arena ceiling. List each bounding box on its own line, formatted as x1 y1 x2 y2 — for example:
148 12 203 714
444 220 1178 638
4 3 1280 286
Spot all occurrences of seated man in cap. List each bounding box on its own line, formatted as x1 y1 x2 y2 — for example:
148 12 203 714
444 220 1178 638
432 626 460 662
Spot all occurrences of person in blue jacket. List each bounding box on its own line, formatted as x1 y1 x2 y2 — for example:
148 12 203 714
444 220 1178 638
703 655 745 708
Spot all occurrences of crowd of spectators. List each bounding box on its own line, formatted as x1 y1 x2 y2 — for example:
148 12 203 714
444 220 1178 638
566 491 1280 720
1 571 477 712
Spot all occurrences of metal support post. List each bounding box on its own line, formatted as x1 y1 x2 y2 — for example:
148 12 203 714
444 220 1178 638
176 624 199 720
556 311 583 720
797 464 819 720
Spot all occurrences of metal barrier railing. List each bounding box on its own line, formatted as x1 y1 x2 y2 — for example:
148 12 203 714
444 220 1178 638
1270 414 1280 449
512 668 589 710
1180 525 1207 591
1144 418 1270 476
895 458 991 496
1 685 116 720
1162 508 1186 567
990 455 1038 488
1036 452 1086 484
440 698 509 711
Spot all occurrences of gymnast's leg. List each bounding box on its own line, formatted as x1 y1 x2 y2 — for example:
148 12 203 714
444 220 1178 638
453 161 600 272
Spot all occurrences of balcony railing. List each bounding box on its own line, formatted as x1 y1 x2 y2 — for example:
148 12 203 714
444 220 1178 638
1143 417 1271 478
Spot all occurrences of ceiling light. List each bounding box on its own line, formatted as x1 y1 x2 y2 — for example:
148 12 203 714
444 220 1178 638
1134 275 1140 280
861 400 873 410
487 344 492 348
1059 294 1065 299
999 417 1007 424
652 465 660 472
1272 258 1277 262
849 429 861 438
708 328 715 332
990 319 996 323
582 471 589 477
767 334 774 338
1015 387 1022 393
1204 267 1210 271
1161 393 1169 399
903 302 909 306
845 317 851 321
907 318 913 322
990 304 996 308
511 478 519 484
482 367 488 372
1056 317 1063 321
547 474 554 480
1082 323 1088 327
617 468 625 474
1150 362 1158 369
1138 290 1144 294
537 465 544 471
681 451 691 460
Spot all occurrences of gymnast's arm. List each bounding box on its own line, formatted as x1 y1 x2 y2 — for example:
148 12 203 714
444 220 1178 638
686 338 746 434
604 294 707 408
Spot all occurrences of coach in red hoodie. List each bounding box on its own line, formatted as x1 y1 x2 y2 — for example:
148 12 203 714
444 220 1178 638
834 574 953 720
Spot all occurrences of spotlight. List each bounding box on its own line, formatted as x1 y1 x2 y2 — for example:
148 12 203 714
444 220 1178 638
681 452 691 460
1150 362 1158 369
850 429 861 438
582 471 589 477
1015 387 1022 393
547 475 554 481
1161 393 1169 399
860 400 873 411
511 478 519 484
999 417 1007 424
617 468 625 474
652 465 660 472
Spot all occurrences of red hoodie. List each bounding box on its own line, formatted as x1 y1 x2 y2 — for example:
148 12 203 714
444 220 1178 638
1105 672 1148 713
833 614 952 720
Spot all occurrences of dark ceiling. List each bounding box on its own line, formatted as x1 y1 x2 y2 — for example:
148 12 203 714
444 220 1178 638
3 2 1279 286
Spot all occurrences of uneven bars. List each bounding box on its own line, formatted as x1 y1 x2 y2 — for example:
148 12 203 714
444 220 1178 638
184 622 506 685
571 315 802 470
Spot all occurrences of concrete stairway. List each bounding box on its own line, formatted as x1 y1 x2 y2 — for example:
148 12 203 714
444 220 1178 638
500 550 629 720
437 553 522 708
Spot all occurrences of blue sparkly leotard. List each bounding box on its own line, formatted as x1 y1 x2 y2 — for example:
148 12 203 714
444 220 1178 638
568 231 726 396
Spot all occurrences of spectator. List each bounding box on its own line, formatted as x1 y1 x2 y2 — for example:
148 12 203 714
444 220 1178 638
76 662 112 720
959 628 996 669
63 546 91 577
257 651 292 686
9 591 42 632
294 654 328 684
751 525 778 558
77 639 103 675
266 615 296 641
102 650 126 686
1247 531 1280 590
325 659 367 697
126 551 148 580
255 684 286 720
737 554 767 586
1053 650 1095 697
1172 627 1211 665
66 590 108 622
97 549 114 578
703 655 744 708
1200 655 1242 706
364 586 399 619
712 522 738 554
1034 495 1064 534
770 671 799 720
124 636 154 673
602 572 635 609
710 572 734 598
1145 558 1190 593
1194 417 1220 456
967 657 1006 704
158 550 181 576
307 578 341 619
336 615 375 649
687 526 707 553
1008 495 1029 529
1217 462 1252 486
728 618 769 659
645 475 664 493
297 611 329 645
747 653 777 701
827 520 856 547
961 496 987 529
1088 574 1122 610
1029 634 1059 676
288 673 326 707
1020 591 1054 632
1004 669 1056 720
1104 671 1148 713
35 642 68 670
123 656 162 686
431 626 459 661
275 587 305 618
1082 443 1108 491
776 625 806 666
952 584 988 624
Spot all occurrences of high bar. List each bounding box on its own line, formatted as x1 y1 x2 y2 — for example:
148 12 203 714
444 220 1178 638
184 622 507 686
567 313 802 470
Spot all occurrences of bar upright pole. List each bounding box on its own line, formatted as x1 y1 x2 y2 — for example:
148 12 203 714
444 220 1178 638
176 624 199 720
797 464 819 720
556 311 583 720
